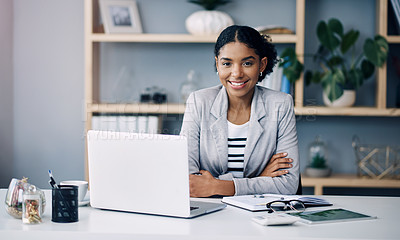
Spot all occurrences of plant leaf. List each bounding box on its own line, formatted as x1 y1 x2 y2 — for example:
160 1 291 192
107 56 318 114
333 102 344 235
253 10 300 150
321 69 345 101
341 30 359 54
327 56 344 68
347 68 364 89
328 18 343 37
305 71 313 86
279 48 304 83
363 35 389 67
361 59 375 79
317 21 340 51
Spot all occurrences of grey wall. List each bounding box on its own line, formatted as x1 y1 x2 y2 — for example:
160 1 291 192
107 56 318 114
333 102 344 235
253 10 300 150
12 0 84 188
2 0 399 191
0 0 14 188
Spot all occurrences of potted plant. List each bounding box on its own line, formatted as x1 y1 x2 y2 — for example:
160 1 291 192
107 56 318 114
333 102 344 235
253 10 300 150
305 136 331 178
185 0 234 35
280 18 389 107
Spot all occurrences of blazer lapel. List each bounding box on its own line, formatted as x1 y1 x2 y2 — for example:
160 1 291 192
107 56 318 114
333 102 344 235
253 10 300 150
210 86 229 173
244 87 266 173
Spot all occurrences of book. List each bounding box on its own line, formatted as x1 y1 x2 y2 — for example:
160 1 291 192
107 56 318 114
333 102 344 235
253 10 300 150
147 116 159 134
221 194 331 212
262 63 282 91
287 208 376 224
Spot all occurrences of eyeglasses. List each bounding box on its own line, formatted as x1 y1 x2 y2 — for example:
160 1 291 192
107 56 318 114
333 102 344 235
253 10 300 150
266 200 306 213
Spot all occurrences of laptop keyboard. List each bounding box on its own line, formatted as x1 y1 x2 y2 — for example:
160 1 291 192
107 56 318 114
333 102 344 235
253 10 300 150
190 206 199 211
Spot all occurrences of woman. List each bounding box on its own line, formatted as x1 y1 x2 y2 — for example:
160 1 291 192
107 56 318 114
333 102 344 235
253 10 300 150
180 25 299 197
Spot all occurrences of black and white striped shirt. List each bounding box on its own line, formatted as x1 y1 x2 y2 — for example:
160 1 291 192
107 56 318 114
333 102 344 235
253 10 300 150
227 121 249 178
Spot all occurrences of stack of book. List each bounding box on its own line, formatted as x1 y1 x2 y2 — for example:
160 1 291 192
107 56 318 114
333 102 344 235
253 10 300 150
91 115 159 134
260 62 291 94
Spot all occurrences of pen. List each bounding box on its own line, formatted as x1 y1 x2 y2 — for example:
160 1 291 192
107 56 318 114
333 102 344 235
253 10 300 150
48 170 59 189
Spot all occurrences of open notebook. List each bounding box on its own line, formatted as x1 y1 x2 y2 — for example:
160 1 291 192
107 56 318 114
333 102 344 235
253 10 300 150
222 194 331 211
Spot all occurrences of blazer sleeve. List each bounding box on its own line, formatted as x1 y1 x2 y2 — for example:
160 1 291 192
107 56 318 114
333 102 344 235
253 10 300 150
180 92 201 174
232 94 300 195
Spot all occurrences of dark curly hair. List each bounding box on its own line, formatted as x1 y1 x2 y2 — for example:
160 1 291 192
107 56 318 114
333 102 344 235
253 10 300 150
214 25 278 82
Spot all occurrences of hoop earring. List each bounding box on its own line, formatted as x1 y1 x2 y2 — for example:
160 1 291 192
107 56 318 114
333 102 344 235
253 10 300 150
260 72 263 77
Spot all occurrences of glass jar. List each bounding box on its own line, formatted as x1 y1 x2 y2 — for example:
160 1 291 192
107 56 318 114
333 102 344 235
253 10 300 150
5 178 46 219
308 135 328 169
22 185 42 224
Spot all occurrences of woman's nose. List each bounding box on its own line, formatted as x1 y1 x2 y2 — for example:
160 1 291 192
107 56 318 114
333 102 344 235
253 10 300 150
231 64 243 78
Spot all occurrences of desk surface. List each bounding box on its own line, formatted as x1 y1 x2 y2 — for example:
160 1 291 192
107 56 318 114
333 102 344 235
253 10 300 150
1 189 399 240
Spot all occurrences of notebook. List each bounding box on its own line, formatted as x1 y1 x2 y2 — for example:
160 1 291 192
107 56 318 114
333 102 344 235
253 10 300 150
222 194 332 211
87 130 226 218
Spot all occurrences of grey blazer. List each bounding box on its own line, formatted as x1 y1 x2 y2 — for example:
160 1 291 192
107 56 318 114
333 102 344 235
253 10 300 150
180 85 299 195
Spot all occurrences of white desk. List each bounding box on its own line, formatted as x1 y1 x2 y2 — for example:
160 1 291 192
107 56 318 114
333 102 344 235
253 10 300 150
1 189 399 240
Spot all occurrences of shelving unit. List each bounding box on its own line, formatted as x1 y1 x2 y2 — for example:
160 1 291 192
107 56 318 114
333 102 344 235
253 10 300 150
84 0 399 181
302 174 400 195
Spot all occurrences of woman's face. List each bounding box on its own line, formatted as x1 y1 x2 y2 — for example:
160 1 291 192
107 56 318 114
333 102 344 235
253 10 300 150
215 41 267 102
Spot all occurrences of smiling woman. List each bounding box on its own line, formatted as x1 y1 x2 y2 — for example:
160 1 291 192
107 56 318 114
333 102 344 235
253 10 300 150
180 25 300 197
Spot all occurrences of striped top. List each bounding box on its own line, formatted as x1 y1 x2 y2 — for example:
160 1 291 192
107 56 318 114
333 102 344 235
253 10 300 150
227 121 249 178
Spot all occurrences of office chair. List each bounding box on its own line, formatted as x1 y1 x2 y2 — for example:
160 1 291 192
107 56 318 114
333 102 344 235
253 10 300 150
296 175 302 195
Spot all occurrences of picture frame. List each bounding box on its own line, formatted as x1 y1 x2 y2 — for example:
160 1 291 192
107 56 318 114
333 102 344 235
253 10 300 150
99 0 143 34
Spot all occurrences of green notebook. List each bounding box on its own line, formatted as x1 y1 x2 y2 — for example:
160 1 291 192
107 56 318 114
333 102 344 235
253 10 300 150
287 208 376 224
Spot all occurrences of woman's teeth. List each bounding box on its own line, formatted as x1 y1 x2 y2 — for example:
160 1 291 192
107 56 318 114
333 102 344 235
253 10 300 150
230 80 248 86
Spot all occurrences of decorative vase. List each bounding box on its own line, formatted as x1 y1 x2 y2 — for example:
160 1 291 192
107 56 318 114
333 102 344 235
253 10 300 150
323 90 356 107
185 10 234 35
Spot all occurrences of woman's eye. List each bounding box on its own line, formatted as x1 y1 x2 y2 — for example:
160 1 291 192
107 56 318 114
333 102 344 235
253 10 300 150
243 61 253 66
222 62 231 67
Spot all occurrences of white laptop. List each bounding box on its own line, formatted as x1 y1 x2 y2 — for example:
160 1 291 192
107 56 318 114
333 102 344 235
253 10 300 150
87 130 226 218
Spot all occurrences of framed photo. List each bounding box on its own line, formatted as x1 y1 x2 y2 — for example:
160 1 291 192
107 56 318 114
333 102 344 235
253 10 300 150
99 0 143 34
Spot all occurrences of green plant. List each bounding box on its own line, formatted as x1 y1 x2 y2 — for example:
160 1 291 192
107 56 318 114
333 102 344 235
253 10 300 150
309 153 327 169
280 18 389 102
188 0 231 10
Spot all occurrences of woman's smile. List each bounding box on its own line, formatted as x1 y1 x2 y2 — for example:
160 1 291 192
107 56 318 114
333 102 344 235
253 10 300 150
227 79 250 89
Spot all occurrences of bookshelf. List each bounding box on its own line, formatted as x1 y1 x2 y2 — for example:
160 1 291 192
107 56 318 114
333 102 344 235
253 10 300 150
84 0 399 181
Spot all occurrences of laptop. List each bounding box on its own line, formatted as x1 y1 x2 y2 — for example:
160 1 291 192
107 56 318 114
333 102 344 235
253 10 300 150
87 130 226 218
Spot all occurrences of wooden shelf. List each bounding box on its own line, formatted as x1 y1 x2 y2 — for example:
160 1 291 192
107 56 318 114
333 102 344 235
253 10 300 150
302 174 400 195
88 104 400 116
387 35 400 43
89 103 186 114
89 33 298 43
295 106 400 116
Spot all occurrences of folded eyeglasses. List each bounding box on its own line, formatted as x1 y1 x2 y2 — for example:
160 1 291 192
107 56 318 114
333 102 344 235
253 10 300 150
266 200 306 213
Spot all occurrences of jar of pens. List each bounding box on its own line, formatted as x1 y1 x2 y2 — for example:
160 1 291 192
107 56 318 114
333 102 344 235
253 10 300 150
5 177 46 224
48 170 79 223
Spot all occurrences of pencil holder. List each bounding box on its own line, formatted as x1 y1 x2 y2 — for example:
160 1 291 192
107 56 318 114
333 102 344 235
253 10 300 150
51 185 79 223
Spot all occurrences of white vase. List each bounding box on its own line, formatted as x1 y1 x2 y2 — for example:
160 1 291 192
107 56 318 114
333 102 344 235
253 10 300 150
185 10 234 35
323 90 356 107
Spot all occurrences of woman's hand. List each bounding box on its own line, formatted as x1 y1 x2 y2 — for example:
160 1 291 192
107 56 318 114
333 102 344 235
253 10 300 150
189 170 218 197
259 152 293 177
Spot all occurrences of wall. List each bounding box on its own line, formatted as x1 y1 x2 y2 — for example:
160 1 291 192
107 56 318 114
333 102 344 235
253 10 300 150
8 0 400 191
0 0 13 188
13 0 84 188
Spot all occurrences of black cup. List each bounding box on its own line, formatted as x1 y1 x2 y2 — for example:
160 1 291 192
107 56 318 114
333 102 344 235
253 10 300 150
52 185 79 223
